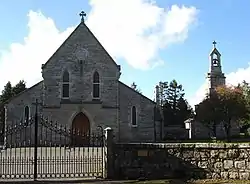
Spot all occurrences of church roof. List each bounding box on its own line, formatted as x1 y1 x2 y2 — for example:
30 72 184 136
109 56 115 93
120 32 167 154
209 41 221 56
0 81 43 108
41 20 119 70
118 81 156 104
209 47 221 56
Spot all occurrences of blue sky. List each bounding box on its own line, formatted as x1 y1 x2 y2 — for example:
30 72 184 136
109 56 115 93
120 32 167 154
0 0 250 107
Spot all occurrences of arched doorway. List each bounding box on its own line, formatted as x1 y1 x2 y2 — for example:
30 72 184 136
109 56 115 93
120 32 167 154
71 112 90 146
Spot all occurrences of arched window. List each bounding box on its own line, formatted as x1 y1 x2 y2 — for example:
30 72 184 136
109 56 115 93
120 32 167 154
62 70 70 98
131 106 137 127
93 71 100 99
24 106 29 125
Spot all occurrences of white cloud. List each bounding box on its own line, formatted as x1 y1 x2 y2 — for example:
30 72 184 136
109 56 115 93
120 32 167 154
225 63 250 86
188 63 250 108
0 0 198 92
87 0 198 70
188 82 207 108
0 11 74 92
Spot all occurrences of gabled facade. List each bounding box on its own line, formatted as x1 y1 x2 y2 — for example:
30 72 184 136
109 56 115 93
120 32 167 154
4 17 161 144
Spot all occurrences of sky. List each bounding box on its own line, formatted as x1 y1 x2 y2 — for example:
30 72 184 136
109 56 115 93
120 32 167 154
1 0 250 107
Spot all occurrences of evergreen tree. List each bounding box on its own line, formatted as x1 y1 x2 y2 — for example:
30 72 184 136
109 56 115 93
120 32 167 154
12 80 26 95
0 82 13 102
131 82 142 94
158 79 193 126
0 81 27 133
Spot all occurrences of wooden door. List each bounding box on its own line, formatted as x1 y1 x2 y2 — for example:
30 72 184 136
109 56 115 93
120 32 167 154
71 112 90 146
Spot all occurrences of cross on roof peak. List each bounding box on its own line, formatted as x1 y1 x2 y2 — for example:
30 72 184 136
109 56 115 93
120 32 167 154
212 40 217 48
79 11 86 23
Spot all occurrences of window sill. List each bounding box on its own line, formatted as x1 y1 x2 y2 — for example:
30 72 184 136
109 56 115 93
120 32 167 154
92 98 101 101
131 125 138 128
62 97 70 99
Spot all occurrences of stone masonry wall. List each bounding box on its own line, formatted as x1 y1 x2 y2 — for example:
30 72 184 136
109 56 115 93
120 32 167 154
192 120 240 139
41 22 120 108
6 81 43 126
118 82 160 142
113 143 250 180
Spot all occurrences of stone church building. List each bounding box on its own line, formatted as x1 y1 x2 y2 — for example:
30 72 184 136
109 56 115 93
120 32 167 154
2 14 239 145
3 14 161 144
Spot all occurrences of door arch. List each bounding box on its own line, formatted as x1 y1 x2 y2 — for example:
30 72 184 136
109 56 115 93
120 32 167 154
71 112 90 146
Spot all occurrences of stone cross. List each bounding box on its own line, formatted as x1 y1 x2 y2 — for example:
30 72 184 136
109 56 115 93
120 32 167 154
213 40 217 48
79 11 86 23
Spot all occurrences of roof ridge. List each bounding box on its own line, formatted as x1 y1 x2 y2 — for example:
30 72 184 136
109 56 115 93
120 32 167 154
118 81 156 104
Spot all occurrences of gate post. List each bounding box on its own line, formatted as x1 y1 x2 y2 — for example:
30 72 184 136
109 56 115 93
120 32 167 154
105 128 114 179
33 99 38 181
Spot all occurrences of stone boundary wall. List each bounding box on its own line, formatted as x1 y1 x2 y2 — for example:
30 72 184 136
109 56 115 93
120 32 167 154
112 143 250 180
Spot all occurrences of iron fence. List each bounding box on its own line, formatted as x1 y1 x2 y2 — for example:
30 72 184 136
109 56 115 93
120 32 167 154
0 100 105 181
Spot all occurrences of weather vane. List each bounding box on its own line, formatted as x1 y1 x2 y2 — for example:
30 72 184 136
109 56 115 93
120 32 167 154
79 11 86 23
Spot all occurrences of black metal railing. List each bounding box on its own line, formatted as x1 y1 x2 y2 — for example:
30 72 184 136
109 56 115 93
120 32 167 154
0 99 105 181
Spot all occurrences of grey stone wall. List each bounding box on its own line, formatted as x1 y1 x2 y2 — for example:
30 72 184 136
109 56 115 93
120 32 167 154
113 143 250 180
192 121 211 139
5 81 43 125
42 103 118 134
39 22 121 141
192 120 240 139
118 82 160 142
41 23 120 108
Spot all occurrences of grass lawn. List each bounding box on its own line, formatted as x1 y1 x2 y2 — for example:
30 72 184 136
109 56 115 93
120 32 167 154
122 179 250 184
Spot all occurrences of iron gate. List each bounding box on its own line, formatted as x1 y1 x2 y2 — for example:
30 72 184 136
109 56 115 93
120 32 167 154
0 101 106 181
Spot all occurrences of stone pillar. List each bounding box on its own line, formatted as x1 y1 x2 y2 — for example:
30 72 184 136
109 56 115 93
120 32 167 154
105 128 114 179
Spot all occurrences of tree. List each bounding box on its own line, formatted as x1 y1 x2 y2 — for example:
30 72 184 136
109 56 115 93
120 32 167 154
196 85 249 140
0 80 27 132
12 80 26 95
237 81 250 129
131 82 142 94
177 97 194 124
216 85 248 140
0 82 13 102
158 79 193 126
196 93 222 137
0 82 13 135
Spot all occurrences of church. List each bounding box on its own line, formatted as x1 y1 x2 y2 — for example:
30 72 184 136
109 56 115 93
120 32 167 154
3 12 161 144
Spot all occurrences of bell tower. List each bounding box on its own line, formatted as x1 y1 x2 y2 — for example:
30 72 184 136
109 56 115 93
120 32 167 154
206 41 226 95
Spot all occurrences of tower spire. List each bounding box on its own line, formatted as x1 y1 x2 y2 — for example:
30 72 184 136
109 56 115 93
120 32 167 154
206 41 225 95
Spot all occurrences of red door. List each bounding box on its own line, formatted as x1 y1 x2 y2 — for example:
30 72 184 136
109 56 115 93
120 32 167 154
71 112 90 146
